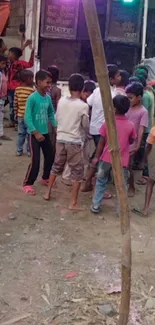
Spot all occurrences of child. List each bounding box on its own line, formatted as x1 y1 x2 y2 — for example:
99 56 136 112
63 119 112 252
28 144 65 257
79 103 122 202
116 70 130 95
23 70 57 195
48 65 61 112
0 55 11 143
82 64 121 193
7 46 34 127
125 82 148 196
62 80 96 185
14 70 34 156
132 126 155 217
48 65 61 156
43 73 89 210
90 95 136 213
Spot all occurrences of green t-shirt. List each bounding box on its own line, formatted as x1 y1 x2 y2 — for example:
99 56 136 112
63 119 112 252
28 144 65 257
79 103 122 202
24 91 57 134
142 91 153 133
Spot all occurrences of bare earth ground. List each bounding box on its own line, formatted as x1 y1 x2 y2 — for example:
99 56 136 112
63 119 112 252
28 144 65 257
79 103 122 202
0 129 155 325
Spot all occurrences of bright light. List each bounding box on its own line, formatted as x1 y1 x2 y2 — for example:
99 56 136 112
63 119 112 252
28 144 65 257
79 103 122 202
122 0 134 2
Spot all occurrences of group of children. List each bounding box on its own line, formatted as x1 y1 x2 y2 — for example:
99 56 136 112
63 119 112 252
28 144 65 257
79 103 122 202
0 37 155 215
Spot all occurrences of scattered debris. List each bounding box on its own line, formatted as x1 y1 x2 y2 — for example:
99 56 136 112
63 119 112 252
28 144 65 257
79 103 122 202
41 294 51 306
107 285 121 295
0 313 31 325
64 271 79 279
145 297 155 310
5 233 11 237
8 213 16 220
98 303 117 317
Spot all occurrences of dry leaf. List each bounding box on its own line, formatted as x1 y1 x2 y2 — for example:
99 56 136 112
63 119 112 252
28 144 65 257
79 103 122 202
45 283 50 297
41 294 50 306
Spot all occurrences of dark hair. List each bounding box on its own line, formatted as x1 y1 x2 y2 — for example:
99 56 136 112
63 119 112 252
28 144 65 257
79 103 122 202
126 82 144 97
136 75 146 88
129 76 139 84
19 69 34 83
48 65 59 83
119 70 130 87
0 39 4 48
35 69 52 84
69 73 84 92
9 47 23 59
107 64 119 79
0 55 7 62
83 80 96 93
113 95 130 115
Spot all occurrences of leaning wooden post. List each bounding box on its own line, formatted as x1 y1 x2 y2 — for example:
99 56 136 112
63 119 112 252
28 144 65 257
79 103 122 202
81 0 131 324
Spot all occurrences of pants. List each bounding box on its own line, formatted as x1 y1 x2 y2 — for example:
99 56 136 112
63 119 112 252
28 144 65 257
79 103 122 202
90 134 100 160
93 161 129 210
134 133 149 177
17 117 30 153
24 134 54 186
0 99 4 137
8 89 15 123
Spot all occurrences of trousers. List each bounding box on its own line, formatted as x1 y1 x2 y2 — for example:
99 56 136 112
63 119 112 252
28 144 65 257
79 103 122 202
24 134 54 186
17 117 30 153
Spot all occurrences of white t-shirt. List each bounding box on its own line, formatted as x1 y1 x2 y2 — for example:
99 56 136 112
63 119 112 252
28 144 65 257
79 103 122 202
56 96 89 144
87 86 117 135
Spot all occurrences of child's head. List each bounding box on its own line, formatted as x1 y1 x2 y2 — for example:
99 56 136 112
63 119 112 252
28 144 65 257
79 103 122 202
125 82 144 107
0 39 7 54
35 69 52 93
0 55 7 70
113 95 130 115
129 76 139 84
118 70 130 88
69 73 84 95
20 70 34 87
8 47 23 62
107 64 121 87
48 65 59 84
81 80 96 101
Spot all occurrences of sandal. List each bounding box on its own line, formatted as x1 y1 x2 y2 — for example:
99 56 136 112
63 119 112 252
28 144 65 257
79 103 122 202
90 204 100 214
136 177 148 186
23 185 36 195
104 192 112 199
131 208 148 218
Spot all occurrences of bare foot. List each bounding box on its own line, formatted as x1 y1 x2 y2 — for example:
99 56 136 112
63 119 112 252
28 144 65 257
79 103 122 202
128 188 135 197
43 193 51 201
69 203 86 211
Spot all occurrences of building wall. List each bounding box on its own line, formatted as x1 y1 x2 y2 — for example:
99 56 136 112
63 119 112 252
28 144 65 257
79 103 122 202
6 0 25 36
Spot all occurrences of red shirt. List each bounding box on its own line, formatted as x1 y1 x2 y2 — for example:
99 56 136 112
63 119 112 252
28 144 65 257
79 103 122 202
100 116 137 168
8 57 34 90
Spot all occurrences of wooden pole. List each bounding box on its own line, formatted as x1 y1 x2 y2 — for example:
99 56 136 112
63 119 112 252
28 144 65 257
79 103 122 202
81 1 131 324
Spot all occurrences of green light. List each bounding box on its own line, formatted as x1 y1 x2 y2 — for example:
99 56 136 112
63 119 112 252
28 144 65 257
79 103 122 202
123 0 134 2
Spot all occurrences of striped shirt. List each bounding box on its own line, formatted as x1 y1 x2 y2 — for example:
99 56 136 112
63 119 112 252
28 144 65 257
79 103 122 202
14 86 34 118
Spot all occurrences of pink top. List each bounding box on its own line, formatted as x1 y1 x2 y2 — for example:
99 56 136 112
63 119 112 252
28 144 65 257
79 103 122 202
100 116 136 167
126 105 148 150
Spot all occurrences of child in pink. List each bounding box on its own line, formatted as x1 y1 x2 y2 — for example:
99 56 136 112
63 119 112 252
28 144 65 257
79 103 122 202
0 55 11 142
90 95 136 213
126 82 148 196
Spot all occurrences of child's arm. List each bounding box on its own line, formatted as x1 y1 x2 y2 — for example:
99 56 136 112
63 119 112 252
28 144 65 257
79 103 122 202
55 88 61 108
14 90 18 120
95 136 105 160
48 98 57 127
25 96 44 141
130 110 148 155
20 49 34 69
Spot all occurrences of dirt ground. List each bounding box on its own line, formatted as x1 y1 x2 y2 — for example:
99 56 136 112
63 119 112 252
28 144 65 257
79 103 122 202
0 129 155 325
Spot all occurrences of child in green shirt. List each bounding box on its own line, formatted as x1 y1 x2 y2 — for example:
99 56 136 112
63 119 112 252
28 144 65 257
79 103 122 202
23 70 57 195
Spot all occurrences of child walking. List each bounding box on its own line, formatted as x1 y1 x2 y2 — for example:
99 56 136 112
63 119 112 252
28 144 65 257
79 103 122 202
82 64 121 193
62 80 96 185
7 46 34 127
90 95 136 213
23 70 57 195
125 82 148 196
14 70 34 156
43 74 89 210
0 55 11 143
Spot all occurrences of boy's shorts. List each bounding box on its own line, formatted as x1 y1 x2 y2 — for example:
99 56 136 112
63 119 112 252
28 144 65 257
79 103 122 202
51 141 84 182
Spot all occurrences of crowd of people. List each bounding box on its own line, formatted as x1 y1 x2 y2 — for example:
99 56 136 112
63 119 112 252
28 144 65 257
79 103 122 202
0 37 155 216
